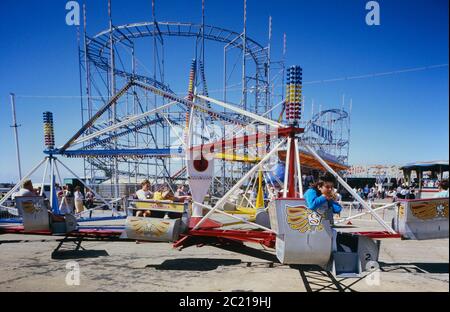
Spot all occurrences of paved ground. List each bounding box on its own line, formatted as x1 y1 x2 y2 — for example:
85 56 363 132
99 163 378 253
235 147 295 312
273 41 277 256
0 218 448 292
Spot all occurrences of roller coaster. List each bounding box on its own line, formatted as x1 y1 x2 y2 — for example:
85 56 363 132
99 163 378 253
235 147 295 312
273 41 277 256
79 11 275 197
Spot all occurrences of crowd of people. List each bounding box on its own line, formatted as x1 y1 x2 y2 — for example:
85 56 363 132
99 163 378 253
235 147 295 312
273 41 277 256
422 179 442 189
352 184 398 202
10 180 96 215
351 179 449 203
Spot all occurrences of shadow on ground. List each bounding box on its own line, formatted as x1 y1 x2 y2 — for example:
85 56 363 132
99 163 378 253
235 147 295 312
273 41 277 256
146 258 242 271
212 243 279 263
291 265 365 292
379 262 449 274
51 237 110 259
51 249 110 259
292 262 450 292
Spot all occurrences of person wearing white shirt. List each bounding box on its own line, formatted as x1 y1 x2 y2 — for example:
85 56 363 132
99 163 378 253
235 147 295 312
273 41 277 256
12 180 36 199
136 185 152 200
74 186 85 213
59 185 74 215
400 187 409 197
135 179 153 217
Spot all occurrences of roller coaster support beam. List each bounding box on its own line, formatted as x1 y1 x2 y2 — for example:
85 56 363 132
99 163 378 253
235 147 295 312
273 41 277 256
195 94 285 128
132 81 248 126
59 81 134 152
72 99 178 146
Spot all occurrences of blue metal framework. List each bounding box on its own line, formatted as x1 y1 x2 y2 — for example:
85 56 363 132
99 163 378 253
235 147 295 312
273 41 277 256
76 5 282 194
57 148 183 158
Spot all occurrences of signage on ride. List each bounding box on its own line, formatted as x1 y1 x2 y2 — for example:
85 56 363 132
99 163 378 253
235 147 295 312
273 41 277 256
187 152 215 217
269 199 333 266
311 123 333 142
125 217 181 242
409 200 449 220
395 198 449 240
15 196 50 232
286 205 324 233
134 200 186 213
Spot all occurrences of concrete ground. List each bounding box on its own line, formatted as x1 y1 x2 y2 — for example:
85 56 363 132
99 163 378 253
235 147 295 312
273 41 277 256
0 217 448 292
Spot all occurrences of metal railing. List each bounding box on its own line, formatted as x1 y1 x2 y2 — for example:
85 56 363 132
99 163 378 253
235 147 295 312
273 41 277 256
335 200 398 224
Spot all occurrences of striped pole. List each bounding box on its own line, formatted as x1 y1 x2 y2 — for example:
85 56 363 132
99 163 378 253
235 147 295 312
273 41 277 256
43 112 55 150
185 59 197 145
285 66 302 125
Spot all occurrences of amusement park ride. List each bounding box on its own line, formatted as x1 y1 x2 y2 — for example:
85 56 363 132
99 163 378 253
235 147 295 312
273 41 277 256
0 0 448 277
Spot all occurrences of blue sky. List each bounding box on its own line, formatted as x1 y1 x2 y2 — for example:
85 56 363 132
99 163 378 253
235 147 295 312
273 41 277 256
0 0 448 182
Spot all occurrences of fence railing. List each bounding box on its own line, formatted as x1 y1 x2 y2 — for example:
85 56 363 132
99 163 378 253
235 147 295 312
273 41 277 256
336 200 398 224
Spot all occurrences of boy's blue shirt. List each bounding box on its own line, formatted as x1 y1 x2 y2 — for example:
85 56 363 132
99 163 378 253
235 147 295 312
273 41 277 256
304 188 342 213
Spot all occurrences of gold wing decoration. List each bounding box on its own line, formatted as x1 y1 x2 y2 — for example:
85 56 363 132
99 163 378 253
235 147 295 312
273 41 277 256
440 203 449 218
22 201 45 214
22 202 37 214
129 218 170 237
286 206 324 233
410 201 449 220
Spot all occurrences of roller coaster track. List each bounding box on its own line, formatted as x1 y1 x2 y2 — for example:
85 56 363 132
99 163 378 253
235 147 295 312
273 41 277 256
307 109 349 127
83 21 269 179
303 109 349 137
86 22 268 91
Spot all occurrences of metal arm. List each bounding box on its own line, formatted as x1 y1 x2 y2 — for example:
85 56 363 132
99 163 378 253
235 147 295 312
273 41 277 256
304 144 396 234
196 94 285 128
193 139 286 230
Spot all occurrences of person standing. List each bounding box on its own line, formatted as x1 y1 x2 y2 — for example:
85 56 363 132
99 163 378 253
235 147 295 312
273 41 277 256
59 185 74 215
74 186 85 213
363 184 370 200
85 190 95 209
